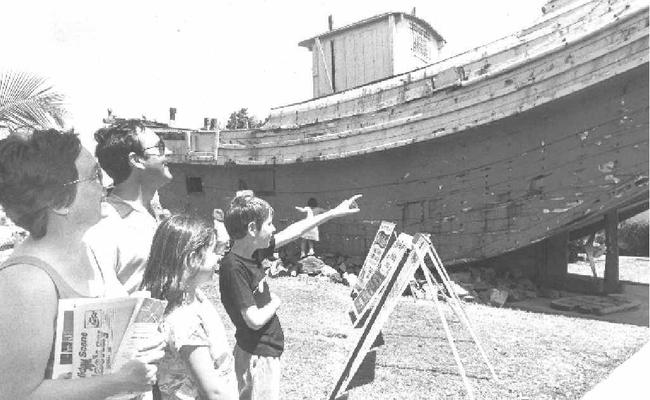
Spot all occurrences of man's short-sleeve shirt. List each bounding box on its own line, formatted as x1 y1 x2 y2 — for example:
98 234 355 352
83 194 158 294
219 240 284 357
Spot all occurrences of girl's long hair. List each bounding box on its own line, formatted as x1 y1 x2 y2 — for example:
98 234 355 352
141 214 215 312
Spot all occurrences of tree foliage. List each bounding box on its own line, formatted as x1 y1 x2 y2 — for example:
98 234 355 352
225 108 263 129
0 71 66 131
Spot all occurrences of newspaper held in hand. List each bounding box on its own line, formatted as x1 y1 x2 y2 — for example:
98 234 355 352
112 296 167 371
51 293 166 397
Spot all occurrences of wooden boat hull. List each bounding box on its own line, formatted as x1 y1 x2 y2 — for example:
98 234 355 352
164 62 648 263
161 1 648 263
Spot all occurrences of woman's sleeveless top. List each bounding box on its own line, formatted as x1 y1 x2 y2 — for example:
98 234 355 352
0 254 127 378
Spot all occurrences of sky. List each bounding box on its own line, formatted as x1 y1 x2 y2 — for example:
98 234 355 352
1 0 547 148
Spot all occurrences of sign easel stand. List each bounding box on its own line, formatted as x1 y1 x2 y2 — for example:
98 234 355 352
417 240 499 384
423 269 476 400
330 230 498 400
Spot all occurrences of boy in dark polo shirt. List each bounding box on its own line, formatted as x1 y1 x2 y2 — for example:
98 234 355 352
219 193 361 400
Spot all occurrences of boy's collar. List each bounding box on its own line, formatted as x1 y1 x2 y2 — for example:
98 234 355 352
230 249 255 262
229 235 274 261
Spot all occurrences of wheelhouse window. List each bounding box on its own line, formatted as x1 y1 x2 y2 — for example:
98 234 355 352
410 21 431 63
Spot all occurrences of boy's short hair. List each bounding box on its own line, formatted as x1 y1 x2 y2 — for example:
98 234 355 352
224 194 273 240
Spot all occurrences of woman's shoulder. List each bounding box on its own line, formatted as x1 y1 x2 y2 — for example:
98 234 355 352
0 259 57 294
2 250 99 299
0 261 58 311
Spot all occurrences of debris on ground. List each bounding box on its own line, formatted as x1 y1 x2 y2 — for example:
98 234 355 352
320 265 339 278
263 257 289 277
298 256 327 275
263 251 364 287
551 294 641 315
262 248 645 319
489 288 509 307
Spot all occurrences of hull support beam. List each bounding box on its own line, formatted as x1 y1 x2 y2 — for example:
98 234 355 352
604 210 621 293
540 232 569 288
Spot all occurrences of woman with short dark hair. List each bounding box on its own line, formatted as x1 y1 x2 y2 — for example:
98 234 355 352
0 129 164 400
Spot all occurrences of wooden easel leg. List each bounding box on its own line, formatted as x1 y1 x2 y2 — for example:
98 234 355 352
425 246 500 383
426 246 471 322
422 268 475 400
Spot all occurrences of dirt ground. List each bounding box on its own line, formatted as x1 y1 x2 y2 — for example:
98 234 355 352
508 256 649 326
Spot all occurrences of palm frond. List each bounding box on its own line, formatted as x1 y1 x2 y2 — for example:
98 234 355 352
0 70 67 131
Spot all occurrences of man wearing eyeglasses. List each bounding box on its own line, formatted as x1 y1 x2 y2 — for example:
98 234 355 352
84 119 173 293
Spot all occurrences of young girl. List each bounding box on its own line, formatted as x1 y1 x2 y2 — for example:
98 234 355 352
295 197 325 258
141 214 237 400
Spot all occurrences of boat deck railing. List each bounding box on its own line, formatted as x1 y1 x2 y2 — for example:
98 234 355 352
167 152 216 163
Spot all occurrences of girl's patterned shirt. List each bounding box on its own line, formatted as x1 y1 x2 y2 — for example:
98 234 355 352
158 300 235 400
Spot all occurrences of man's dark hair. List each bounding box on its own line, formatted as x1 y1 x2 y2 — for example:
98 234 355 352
0 130 81 239
94 119 146 185
224 195 273 240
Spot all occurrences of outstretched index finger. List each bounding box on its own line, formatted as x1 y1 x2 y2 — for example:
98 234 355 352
347 194 363 209
348 194 363 204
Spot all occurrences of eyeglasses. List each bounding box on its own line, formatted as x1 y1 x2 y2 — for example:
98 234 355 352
143 140 166 155
63 167 103 187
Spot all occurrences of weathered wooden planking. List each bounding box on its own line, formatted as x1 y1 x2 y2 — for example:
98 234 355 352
215 14 647 163
216 20 647 163
222 0 643 141
264 0 638 130
163 61 648 262
221 0 588 138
